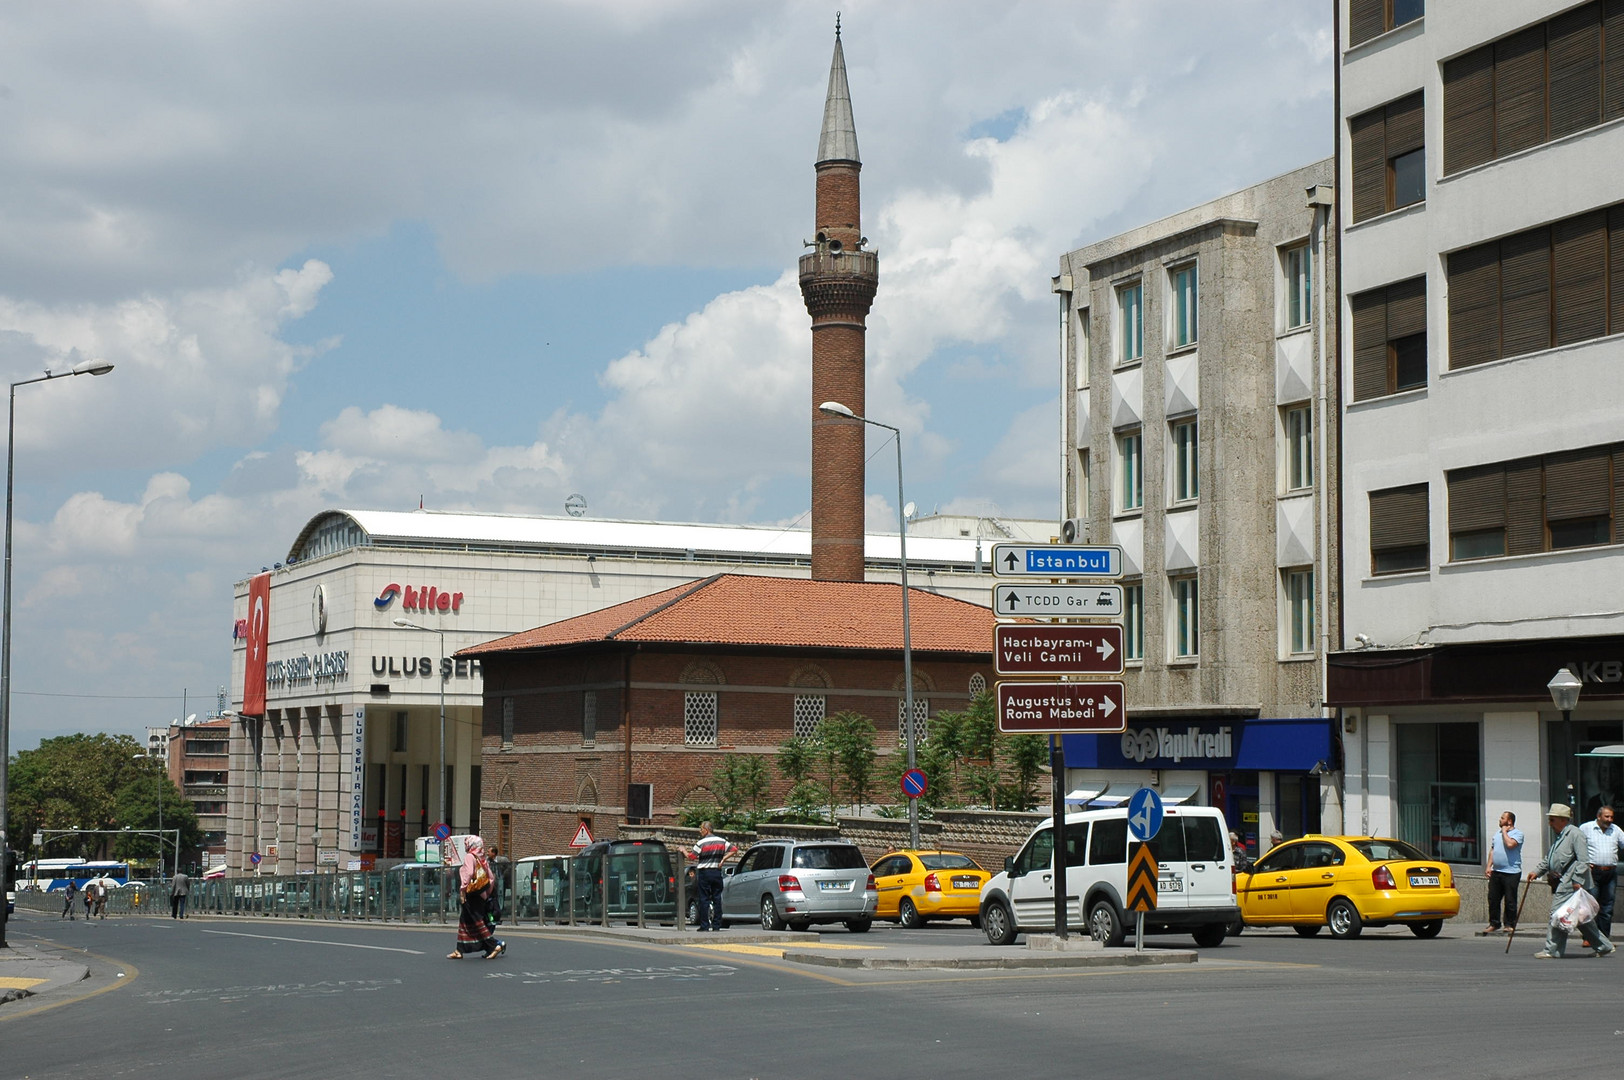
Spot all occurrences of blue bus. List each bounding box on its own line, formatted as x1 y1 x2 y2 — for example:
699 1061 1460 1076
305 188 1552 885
20 859 133 891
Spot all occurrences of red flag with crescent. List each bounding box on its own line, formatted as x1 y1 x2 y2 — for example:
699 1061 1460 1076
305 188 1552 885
243 572 271 715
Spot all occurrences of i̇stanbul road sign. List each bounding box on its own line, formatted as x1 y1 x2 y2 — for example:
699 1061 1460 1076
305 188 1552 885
993 583 1123 618
996 681 1127 733
994 624 1124 676
991 544 1122 578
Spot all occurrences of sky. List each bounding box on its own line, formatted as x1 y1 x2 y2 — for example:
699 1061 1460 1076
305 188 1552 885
0 0 1333 751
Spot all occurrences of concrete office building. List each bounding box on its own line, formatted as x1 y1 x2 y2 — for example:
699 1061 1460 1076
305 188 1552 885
1055 161 1341 855
1329 0 1624 871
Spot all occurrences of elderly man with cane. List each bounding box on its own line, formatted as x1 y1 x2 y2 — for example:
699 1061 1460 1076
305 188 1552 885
1526 803 1614 959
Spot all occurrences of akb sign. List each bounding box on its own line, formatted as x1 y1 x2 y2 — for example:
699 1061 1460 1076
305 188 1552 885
375 583 465 613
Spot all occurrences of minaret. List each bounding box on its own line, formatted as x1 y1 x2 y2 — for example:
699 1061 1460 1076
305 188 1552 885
802 19 878 583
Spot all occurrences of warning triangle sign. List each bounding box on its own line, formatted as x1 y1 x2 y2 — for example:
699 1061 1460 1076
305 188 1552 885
1126 842 1158 913
570 822 594 848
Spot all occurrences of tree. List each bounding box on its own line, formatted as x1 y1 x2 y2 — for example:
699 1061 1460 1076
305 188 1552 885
711 754 770 828
820 711 878 811
776 736 828 823
1006 734 1050 812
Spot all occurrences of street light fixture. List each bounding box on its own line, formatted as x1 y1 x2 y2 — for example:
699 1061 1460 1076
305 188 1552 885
1 358 114 949
817 400 919 848
394 617 448 833
1548 667 1583 809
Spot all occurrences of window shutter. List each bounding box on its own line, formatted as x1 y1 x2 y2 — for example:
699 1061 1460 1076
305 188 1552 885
1384 92 1425 159
1613 447 1624 541
1385 276 1427 339
1370 484 1429 551
1349 0 1385 47
1549 3 1603 139
1495 26 1550 157
1606 0 1624 120
1349 108 1387 223
1498 226 1552 359
1544 448 1611 520
1506 459 1546 555
1553 211 1608 345
1611 206 1624 334
1351 288 1391 402
1444 45 1497 173
1448 241 1502 369
1448 466 1507 532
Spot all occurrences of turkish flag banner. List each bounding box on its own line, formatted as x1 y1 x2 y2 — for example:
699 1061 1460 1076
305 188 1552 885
243 572 271 715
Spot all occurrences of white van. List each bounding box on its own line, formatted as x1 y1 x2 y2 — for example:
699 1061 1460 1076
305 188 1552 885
979 804 1239 948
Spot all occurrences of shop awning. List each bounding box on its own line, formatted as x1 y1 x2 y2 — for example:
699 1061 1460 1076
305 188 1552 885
1162 784 1200 805
1577 745 1624 757
1064 784 1109 805
1233 719 1334 772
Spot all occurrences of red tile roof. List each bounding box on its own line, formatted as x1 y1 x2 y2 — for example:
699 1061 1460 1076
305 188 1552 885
461 573 994 656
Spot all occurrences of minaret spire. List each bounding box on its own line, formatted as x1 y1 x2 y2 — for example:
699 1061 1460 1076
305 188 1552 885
802 23 878 582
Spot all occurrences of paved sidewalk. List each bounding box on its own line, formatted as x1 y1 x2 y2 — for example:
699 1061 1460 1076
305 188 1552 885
0 941 91 1006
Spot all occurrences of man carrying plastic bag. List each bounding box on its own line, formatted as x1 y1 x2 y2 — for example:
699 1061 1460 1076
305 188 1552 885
1529 803 1615 959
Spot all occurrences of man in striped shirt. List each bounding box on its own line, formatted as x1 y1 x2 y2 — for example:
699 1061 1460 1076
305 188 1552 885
692 823 736 932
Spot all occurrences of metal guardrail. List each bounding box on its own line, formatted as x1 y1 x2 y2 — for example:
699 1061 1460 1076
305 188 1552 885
12 849 689 929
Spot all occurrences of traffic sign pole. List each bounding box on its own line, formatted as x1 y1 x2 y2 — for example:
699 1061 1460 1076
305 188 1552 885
1051 735 1067 940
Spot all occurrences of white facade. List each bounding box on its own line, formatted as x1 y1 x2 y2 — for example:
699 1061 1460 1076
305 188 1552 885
225 509 1022 873
1335 0 1624 875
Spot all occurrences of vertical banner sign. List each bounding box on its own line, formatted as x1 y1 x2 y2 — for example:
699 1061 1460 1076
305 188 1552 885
243 572 271 715
347 706 367 851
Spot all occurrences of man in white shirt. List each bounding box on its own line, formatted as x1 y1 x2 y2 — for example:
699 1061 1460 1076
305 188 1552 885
1579 804 1624 939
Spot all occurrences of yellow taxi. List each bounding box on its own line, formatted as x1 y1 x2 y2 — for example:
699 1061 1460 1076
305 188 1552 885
1235 835 1460 939
869 850 991 928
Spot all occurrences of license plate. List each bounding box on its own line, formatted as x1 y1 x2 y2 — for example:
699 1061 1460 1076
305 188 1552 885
817 880 850 892
952 876 980 889
1410 875 1440 887
1159 875 1184 892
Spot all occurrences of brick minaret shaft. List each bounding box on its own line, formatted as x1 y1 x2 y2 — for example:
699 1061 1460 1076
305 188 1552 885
801 26 878 582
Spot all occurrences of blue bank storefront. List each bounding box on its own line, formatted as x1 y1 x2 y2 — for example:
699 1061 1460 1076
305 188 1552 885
1061 716 1339 859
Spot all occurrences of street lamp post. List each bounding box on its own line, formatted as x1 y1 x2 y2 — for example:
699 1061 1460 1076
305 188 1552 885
1 358 114 949
394 618 447 832
817 401 919 849
1548 668 1583 810
134 753 165 882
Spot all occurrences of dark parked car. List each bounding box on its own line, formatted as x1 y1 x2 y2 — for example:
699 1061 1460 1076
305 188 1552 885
569 839 677 924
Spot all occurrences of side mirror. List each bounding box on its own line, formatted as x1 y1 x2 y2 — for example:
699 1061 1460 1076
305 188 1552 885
1004 856 1017 876
723 867 734 877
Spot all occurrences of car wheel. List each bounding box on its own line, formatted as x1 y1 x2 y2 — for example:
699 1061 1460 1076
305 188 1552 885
1088 900 1125 947
898 898 924 930
1409 919 1443 939
845 918 872 933
760 895 786 931
1226 918 1244 937
968 915 982 930
686 896 698 926
1293 924 1321 937
982 900 1017 946
788 920 811 932
1326 898 1363 939
1191 923 1228 948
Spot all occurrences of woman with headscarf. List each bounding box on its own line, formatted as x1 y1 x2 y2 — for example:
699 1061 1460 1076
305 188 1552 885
448 835 505 960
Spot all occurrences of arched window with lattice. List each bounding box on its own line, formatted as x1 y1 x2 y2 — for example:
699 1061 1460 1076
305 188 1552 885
791 665 830 741
680 662 722 747
968 672 986 696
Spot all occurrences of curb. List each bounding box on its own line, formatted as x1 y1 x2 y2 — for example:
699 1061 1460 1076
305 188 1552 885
780 949 1199 970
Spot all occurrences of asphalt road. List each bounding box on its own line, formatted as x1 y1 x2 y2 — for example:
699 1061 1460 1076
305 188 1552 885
3 911 1621 1079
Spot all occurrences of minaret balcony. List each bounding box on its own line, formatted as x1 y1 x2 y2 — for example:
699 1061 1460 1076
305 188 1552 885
798 248 878 283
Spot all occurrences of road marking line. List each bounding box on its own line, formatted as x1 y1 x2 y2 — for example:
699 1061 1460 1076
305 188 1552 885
0 977 46 989
686 943 785 957
200 929 424 954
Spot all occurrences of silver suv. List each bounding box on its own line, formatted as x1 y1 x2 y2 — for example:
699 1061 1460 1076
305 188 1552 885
719 839 877 932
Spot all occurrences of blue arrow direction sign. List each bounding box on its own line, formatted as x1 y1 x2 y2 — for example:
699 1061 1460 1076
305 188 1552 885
1127 787 1164 842
992 544 1122 579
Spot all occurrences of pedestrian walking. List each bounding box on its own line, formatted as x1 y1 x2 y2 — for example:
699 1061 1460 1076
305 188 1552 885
169 870 190 919
1484 810 1524 933
61 879 78 919
448 835 504 960
87 880 108 919
1529 803 1615 958
1578 804 1624 938
691 821 736 932
1229 831 1254 873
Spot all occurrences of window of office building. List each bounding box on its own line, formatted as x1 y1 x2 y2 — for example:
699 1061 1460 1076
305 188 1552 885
1076 308 1091 388
1350 0 1423 47
1447 204 1624 370
1350 91 1424 223
1170 418 1199 504
1448 444 1621 560
1284 404 1314 491
1117 281 1144 364
1170 262 1198 348
1351 277 1427 400
1396 722 1480 863
1444 4 1624 175
1171 574 1199 659
1284 568 1314 656
1370 483 1430 575
1077 449 1090 517
1123 581 1145 661
1284 243 1312 330
1116 429 1143 512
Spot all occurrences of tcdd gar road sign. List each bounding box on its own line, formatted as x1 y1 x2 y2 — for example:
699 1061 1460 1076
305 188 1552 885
996 681 1126 733
991 544 1122 579
993 583 1123 618
994 624 1124 676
